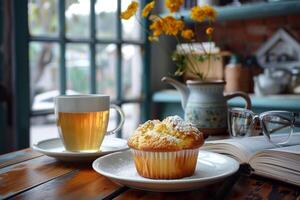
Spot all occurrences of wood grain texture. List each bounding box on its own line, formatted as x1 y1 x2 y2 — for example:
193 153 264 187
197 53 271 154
228 176 300 200
0 149 43 169
0 156 76 199
12 168 120 200
1 148 300 200
115 189 214 200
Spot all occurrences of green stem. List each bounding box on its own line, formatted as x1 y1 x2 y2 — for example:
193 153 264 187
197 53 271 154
204 20 213 80
186 42 204 78
194 23 208 55
175 36 199 76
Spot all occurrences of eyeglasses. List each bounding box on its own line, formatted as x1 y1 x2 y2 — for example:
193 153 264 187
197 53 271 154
228 108 300 146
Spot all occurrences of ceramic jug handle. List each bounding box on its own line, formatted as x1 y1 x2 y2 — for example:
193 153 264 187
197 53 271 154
224 92 251 109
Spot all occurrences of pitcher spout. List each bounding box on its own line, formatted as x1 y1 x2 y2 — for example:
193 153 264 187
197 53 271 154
161 76 189 109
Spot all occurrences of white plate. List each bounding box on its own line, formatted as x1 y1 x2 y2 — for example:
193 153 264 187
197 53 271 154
92 150 239 192
33 137 129 161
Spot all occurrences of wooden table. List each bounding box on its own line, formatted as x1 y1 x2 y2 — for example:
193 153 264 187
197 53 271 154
0 149 299 200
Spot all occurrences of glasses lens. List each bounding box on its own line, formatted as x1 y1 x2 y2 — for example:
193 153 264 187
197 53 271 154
262 112 294 144
228 109 253 137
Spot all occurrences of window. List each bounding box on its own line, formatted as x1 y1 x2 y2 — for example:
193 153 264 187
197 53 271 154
28 0 150 143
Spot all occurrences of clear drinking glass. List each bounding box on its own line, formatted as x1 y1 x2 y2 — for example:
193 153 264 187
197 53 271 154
228 108 300 146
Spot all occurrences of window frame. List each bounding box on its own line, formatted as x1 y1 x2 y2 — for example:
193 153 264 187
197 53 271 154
26 0 151 139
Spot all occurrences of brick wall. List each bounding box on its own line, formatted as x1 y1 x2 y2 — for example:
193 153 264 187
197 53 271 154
196 14 300 57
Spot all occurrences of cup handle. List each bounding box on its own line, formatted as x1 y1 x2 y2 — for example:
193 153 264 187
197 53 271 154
224 92 252 109
106 104 125 135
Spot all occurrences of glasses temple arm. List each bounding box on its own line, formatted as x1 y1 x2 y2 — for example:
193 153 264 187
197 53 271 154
267 120 300 134
294 120 300 127
264 119 297 134
269 124 289 134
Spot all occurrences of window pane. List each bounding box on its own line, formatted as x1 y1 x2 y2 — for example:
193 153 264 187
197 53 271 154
28 0 58 36
96 44 117 99
30 42 59 111
66 44 90 94
96 0 117 40
122 103 140 139
65 0 90 38
30 42 59 145
122 45 142 99
121 0 141 40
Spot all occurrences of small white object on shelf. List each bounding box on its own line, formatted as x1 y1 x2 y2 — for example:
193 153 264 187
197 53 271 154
176 42 220 54
197 0 219 6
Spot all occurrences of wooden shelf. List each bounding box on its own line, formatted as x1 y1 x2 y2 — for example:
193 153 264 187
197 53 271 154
171 1 300 22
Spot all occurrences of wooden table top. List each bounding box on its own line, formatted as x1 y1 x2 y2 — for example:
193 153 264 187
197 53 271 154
0 149 299 200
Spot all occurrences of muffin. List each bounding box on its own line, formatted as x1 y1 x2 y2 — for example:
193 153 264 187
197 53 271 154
128 116 204 179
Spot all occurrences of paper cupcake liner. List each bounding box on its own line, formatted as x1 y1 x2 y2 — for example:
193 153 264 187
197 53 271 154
131 148 199 179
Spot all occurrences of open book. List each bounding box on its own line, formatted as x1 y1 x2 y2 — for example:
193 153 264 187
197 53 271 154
202 133 300 186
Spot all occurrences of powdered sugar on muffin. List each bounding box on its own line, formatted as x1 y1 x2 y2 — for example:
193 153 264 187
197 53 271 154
163 115 200 133
128 116 204 151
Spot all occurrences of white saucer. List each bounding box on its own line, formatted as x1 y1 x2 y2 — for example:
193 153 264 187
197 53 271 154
33 137 129 161
92 150 239 192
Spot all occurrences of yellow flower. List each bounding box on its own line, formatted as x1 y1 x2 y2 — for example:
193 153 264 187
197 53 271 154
202 5 217 21
162 16 184 36
150 16 184 37
191 5 217 22
142 1 155 17
150 18 164 37
181 29 194 40
190 6 206 22
206 27 214 35
165 0 184 13
120 1 139 20
148 36 159 42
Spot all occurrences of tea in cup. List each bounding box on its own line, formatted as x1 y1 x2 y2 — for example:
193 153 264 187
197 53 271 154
55 95 124 152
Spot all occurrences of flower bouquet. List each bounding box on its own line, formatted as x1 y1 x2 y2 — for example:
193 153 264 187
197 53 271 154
120 0 218 80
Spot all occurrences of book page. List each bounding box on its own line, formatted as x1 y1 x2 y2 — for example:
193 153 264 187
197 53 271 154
268 145 300 154
249 145 300 186
202 133 300 163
